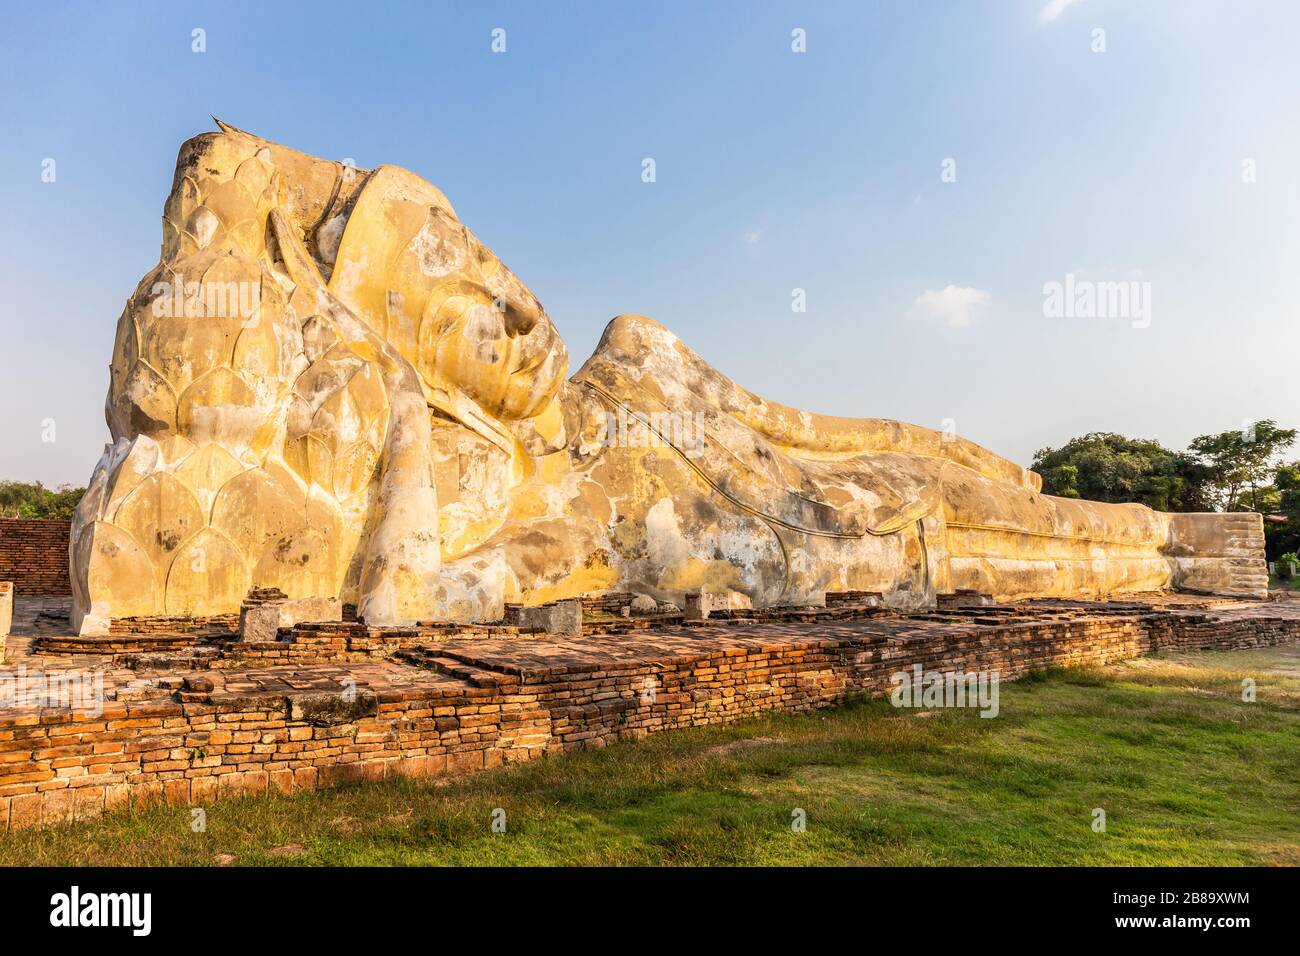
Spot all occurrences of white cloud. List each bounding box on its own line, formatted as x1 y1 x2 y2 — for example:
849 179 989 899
1039 0 1083 24
909 285 991 328
744 230 761 245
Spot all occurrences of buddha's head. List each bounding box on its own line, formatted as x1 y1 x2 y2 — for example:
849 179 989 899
382 200 568 425
318 160 568 427
151 122 568 432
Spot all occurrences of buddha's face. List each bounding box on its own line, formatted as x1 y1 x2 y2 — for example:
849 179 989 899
416 208 568 421
325 168 569 424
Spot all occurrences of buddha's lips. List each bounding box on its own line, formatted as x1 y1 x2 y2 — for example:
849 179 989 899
511 350 550 376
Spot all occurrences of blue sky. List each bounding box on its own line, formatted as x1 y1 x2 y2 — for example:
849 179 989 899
1 0 1297 487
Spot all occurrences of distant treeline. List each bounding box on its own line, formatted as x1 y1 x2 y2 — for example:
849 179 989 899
0 481 85 520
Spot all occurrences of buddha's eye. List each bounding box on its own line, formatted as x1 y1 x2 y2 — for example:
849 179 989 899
464 300 505 343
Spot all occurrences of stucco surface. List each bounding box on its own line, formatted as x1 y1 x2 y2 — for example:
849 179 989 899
69 126 1266 632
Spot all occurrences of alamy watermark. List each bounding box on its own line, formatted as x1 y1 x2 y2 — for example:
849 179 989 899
150 274 260 327
1042 273 1151 329
599 408 705 458
50 886 151 936
889 665 1000 718
0 665 105 718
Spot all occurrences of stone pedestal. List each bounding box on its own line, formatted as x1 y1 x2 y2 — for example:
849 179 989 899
938 590 995 609
504 599 581 637
238 589 342 643
684 590 753 621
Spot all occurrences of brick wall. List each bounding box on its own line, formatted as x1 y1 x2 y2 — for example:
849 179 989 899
0 519 71 596
109 615 239 637
1 609 1297 830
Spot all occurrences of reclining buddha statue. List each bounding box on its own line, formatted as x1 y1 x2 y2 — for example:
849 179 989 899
69 123 1266 632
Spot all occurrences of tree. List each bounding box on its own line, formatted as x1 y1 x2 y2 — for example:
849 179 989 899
1031 432 1212 512
1187 420 1297 512
1263 462 1300 560
1276 464 1300 520
1049 463 1080 499
0 481 85 520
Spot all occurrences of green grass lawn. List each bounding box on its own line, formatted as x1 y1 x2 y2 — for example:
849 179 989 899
3 647 1297 866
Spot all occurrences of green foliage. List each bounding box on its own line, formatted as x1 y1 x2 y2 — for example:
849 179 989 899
1031 433 1212 512
1034 421 1298 523
1190 421 1300 512
1187 419 1297 512
1047 463 1080 499
1274 465 1300 521
0 480 85 520
1264 464 1300 560
1183 422 1300 561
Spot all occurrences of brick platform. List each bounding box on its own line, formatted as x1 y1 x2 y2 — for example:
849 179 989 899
1 593 1297 831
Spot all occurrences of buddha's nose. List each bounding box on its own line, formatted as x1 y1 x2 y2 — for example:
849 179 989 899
502 294 542 337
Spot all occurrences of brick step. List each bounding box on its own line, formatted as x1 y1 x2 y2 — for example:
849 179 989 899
393 648 515 686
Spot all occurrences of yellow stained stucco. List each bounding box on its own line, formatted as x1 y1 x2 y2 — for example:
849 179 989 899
68 124 1267 634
